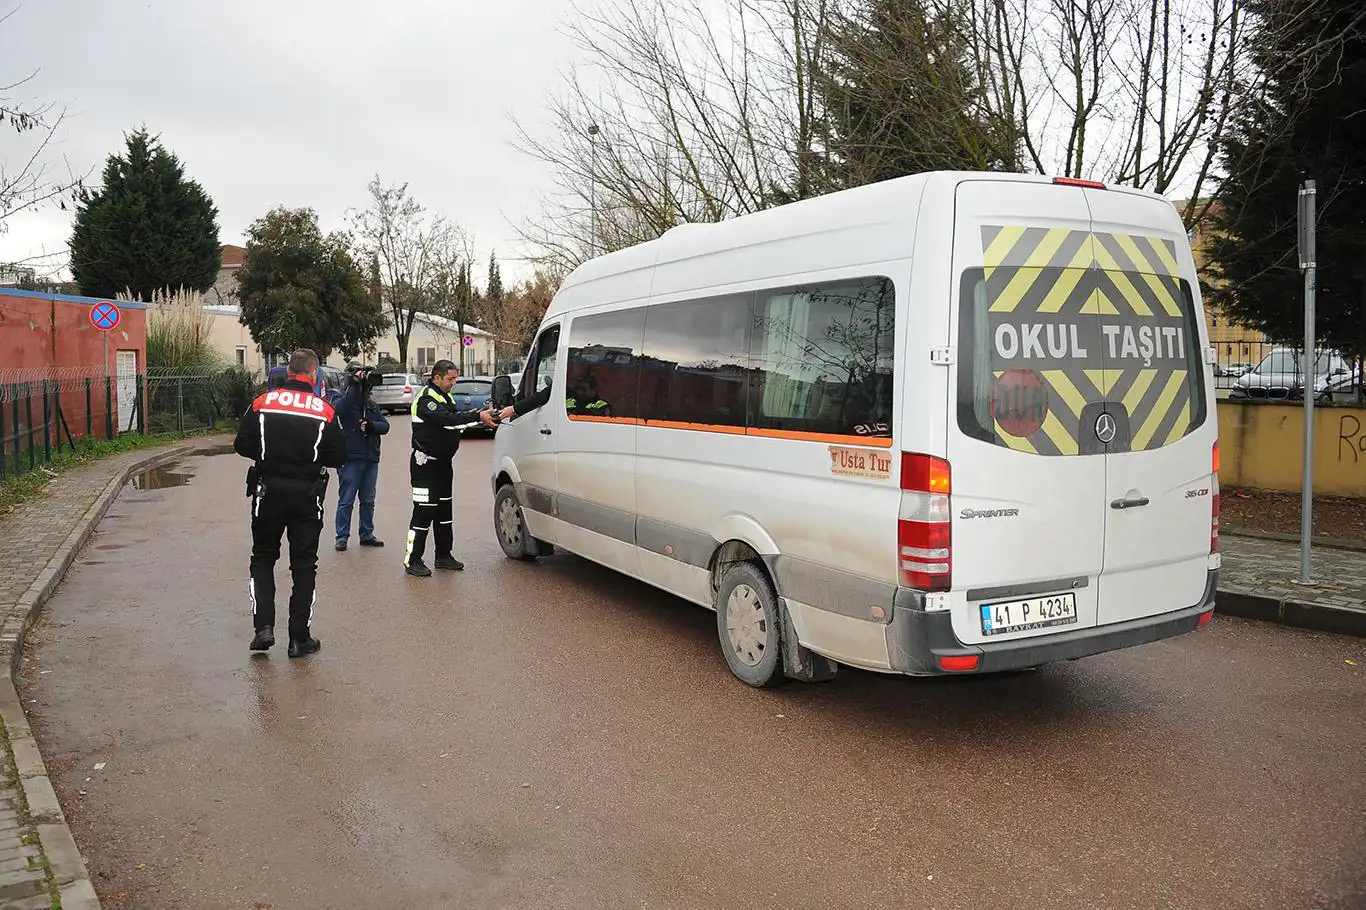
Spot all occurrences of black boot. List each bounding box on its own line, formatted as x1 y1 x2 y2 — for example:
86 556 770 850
434 556 464 571
250 627 275 651
288 637 321 658
406 560 432 577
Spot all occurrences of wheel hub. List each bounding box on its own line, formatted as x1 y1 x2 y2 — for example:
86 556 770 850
725 584 767 667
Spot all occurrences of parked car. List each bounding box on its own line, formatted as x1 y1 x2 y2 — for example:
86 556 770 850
451 376 495 436
371 372 420 414
1230 348 1356 402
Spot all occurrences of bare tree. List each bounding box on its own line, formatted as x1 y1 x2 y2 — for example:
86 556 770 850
0 9 87 239
347 177 455 368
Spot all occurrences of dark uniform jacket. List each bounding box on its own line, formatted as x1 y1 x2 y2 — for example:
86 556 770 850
235 379 348 482
330 380 390 463
411 382 483 460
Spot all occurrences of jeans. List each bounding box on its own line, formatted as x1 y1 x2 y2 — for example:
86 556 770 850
336 459 380 542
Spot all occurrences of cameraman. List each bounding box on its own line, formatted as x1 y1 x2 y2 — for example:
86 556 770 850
330 365 390 551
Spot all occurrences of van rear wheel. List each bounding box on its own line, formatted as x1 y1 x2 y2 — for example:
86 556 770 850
716 563 786 688
494 484 544 560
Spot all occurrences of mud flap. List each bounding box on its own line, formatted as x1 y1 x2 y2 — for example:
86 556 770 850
779 599 838 683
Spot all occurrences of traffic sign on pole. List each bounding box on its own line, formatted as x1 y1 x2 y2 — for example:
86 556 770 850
90 301 121 333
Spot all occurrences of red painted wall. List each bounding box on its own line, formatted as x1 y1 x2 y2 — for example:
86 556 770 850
0 291 148 443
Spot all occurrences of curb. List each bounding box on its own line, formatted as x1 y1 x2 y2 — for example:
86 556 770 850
1216 588 1366 638
1223 528 1366 553
0 442 195 910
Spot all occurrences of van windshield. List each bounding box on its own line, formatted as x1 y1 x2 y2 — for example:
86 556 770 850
956 262 1207 456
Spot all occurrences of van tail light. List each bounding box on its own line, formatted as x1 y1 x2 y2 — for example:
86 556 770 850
1210 442 1220 554
899 453 952 592
1053 177 1107 189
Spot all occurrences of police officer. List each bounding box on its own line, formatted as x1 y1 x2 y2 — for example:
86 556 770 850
405 359 497 577
234 349 347 657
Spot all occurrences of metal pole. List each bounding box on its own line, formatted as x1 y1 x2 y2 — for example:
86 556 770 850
105 376 113 440
85 377 92 439
588 123 600 256
1298 179 1317 584
177 377 184 432
41 381 51 463
25 384 34 469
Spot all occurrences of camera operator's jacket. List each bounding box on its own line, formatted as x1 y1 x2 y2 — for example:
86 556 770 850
330 379 389 463
234 378 347 482
411 382 482 460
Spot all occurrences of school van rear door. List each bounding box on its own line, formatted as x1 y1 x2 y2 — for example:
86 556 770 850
946 178 1214 647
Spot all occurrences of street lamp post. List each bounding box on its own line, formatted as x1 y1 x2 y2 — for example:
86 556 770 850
588 124 600 257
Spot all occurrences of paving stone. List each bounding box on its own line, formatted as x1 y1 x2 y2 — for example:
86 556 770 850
1220 535 1366 615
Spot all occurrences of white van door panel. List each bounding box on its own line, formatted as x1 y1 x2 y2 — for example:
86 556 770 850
947 180 1105 645
554 310 644 577
507 324 562 543
1085 188 1216 624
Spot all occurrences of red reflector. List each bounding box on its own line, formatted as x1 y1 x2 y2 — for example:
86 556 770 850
1212 441 1220 474
938 655 980 672
1197 609 1214 628
901 453 951 494
899 518 951 591
1053 177 1107 189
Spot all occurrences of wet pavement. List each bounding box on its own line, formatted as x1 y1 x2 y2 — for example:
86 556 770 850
16 421 1366 910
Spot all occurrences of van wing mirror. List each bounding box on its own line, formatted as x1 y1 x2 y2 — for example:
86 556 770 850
491 375 515 409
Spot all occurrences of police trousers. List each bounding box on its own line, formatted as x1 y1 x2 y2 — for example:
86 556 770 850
406 449 453 565
249 473 325 641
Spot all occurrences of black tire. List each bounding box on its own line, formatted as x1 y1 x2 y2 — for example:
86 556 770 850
715 562 786 688
494 483 540 560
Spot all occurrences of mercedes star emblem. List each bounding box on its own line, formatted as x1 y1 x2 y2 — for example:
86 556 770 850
1095 413 1118 444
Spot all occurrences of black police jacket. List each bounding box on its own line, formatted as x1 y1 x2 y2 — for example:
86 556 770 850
411 382 483 460
234 378 347 482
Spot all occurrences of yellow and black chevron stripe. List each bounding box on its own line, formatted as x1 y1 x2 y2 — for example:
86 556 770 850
978 225 1199 457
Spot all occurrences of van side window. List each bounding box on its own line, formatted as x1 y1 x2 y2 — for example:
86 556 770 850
565 310 646 419
640 294 752 428
750 276 895 440
521 325 561 400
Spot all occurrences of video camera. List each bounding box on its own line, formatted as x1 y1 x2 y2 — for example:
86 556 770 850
347 364 383 391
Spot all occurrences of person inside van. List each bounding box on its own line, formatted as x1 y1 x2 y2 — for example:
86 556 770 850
497 377 554 422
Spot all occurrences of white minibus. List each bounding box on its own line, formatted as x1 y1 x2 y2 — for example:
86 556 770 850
488 171 1220 687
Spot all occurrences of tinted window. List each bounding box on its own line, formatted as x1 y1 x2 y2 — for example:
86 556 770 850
751 277 895 440
957 267 1206 455
566 309 646 419
521 326 560 400
640 294 751 428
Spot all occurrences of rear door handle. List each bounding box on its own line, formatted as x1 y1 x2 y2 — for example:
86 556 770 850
1110 496 1150 510
540 428 552 436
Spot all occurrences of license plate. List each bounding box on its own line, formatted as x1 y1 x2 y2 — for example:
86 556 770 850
979 593 1077 636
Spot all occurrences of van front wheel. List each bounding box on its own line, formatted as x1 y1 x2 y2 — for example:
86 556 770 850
716 563 786 688
494 484 542 560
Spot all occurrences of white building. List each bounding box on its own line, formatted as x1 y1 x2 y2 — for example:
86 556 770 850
204 244 500 376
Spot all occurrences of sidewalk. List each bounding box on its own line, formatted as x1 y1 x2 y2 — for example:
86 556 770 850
1218 533 1366 636
0 441 196 910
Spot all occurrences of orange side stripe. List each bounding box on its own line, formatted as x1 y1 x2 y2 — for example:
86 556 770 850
643 419 748 436
567 414 642 425
747 427 894 448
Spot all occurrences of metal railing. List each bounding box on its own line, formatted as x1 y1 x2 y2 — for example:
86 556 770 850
1210 338 1363 399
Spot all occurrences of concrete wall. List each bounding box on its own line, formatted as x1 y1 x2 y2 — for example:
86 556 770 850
1219 400 1366 497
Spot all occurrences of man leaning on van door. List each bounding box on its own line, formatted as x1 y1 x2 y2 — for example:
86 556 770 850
405 360 498 577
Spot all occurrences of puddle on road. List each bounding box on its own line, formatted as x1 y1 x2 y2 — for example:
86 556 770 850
130 462 195 490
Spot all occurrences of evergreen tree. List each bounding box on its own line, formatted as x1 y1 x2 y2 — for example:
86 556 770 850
815 0 1021 189
69 128 221 300
487 251 503 303
1207 0 1365 360
236 206 387 359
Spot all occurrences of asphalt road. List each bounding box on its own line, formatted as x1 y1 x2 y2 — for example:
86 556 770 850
18 423 1366 910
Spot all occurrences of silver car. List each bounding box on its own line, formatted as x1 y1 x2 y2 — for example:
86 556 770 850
1231 348 1357 402
371 372 420 414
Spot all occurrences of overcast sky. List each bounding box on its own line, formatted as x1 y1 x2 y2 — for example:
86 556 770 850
0 0 582 283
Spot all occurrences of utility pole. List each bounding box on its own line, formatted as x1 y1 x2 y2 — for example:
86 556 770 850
1297 179 1317 584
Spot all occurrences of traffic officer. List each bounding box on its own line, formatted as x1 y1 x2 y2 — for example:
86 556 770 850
405 359 497 577
234 348 347 657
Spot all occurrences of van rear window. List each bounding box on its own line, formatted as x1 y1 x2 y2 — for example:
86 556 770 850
957 264 1206 456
